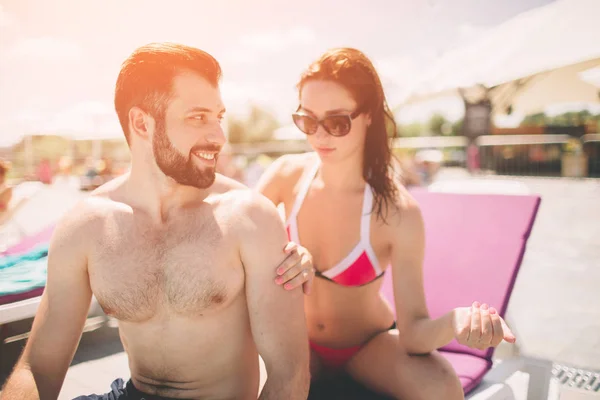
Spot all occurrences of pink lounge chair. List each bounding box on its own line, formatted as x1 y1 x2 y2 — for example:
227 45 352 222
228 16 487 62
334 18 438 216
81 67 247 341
380 189 552 399
1 224 104 326
1 224 104 377
0 225 56 324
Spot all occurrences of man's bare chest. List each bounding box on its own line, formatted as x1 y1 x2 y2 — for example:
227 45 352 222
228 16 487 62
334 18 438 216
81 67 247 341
87 215 244 322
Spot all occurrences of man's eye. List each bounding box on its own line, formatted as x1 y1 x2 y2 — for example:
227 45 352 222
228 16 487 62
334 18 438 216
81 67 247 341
191 115 207 121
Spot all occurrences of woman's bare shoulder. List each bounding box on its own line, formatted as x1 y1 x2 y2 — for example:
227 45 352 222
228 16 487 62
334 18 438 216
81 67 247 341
382 181 423 233
271 152 315 176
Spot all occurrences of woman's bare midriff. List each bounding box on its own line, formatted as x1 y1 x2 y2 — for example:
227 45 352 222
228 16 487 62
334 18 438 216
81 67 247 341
280 162 397 350
116 297 260 400
304 276 395 348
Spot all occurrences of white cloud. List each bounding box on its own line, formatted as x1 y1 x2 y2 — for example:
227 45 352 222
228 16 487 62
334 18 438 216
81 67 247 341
374 55 436 106
220 48 260 66
5 101 122 141
240 27 316 52
220 80 296 122
451 23 491 49
0 4 17 29
10 36 83 62
44 101 121 139
376 56 420 79
221 27 317 66
396 95 465 124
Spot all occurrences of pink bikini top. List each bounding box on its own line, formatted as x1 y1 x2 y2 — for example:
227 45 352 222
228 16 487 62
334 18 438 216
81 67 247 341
285 160 384 287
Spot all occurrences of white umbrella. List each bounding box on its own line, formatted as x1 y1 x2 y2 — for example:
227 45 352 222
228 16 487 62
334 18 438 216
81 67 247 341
489 58 599 116
402 0 600 115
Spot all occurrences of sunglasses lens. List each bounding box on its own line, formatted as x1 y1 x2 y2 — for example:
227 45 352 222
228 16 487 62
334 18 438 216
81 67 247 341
323 115 352 137
293 114 318 135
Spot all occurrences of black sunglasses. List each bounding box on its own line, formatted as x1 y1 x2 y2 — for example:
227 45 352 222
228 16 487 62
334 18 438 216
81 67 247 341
292 109 362 137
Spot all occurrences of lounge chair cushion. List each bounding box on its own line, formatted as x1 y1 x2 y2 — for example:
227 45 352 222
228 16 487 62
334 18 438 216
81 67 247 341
3 224 55 256
440 351 492 394
0 245 48 304
380 190 540 360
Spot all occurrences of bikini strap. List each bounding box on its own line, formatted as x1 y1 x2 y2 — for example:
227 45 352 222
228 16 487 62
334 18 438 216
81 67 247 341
288 158 320 220
360 184 373 242
360 184 383 275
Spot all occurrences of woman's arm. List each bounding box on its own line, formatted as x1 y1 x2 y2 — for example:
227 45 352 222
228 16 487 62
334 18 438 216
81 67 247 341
390 197 516 354
254 154 316 294
389 199 455 354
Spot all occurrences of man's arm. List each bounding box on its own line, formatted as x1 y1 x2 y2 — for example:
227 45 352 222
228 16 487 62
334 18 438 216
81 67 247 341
239 192 310 400
1 206 94 400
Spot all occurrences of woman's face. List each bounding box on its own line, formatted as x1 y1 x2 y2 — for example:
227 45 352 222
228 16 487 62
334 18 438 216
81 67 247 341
297 80 370 164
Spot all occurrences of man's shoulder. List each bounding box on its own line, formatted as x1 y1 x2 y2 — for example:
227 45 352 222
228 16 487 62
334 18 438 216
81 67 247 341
217 188 284 239
225 188 279 219
61 196 109 228
47 195 110 256
212 173 248 193
57 180 125 242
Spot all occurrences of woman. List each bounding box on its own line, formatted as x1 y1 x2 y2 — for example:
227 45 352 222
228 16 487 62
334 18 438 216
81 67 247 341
257 48 516 399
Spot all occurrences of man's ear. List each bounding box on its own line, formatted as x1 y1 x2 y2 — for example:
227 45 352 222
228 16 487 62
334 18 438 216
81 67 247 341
128 107 155 142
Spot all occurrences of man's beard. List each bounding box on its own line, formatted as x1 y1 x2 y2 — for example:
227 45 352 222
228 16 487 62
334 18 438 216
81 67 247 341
152 120 219 189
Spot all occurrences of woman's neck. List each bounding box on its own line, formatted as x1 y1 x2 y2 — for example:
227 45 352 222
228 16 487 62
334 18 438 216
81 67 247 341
317 154 365 192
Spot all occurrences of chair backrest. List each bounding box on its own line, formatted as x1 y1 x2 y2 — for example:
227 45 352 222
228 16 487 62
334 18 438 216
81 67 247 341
3 224 55 256
380 189 541 360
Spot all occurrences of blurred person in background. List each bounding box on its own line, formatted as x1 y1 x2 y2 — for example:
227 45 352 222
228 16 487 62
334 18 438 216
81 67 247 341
0 158 13 215
35 158 53 185
414 149 443 185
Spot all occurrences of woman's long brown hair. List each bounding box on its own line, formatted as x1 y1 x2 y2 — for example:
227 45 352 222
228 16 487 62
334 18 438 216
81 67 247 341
298 48 398 222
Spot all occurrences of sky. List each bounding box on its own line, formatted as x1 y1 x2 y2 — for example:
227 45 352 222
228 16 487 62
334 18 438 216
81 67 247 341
0 0 569 145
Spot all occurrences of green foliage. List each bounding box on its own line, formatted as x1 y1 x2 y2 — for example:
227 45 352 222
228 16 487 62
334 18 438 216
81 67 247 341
428 113 447 136
227 104 280 144
397 122 426 137
397 115 463 137
521 110 600 127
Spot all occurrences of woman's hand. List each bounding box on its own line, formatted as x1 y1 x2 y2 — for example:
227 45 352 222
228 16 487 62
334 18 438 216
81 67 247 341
452 302 516 350
274 242 315 295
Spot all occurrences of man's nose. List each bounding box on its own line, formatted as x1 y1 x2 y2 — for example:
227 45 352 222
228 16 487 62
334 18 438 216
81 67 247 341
206 124 227 146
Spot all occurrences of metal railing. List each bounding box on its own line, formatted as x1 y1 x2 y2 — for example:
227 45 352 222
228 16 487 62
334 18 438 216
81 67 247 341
582 134 600 177
3 133 599 179
227 134 599 178
475 134 572 177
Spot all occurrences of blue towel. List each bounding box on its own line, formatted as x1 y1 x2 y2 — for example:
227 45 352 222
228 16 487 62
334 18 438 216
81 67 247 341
0 244 49 296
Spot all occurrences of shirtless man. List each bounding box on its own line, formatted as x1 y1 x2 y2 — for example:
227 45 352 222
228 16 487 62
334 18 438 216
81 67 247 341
1 43 310 400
